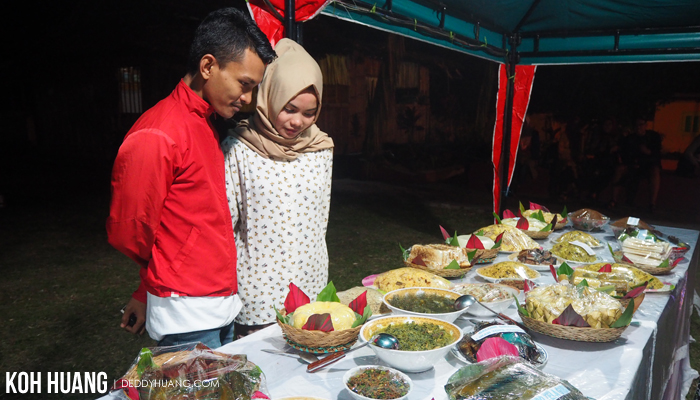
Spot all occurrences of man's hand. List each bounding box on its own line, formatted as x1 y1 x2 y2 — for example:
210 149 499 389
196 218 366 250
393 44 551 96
121 297 146 335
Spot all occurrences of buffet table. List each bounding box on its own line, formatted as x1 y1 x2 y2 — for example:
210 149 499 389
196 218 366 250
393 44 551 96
103 224 699 400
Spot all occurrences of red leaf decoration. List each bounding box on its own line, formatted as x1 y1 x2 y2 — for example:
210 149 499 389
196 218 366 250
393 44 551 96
552 304 590 327
516 217 529 230
252 391 271 400
529 202 550 212
466 235 485 249
494 232 505 248
476 337 519 362
598 264 612 273
439 225 451 241
622 254 634 264
302 313 334 332
503 209 516 219
623 282 648 299
524 279 534 292
549 265 558 282
672 257 682 267
411 254 426 266
349 290 368 315
284 282 310 313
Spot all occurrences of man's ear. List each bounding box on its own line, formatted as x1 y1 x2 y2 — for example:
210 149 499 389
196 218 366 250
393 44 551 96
200 55 217 80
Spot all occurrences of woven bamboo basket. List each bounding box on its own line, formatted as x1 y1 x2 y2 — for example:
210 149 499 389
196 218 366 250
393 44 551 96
613 251 677 275
554 219 567 230
404 261 471 278
466 248 499 264
518 311 627 342
276 309 361 354
521 229 553 240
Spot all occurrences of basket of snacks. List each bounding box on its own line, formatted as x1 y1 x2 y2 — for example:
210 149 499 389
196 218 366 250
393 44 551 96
515 278 639 342
497 209 554 240
402 243 472 278
275 282 372 354
613 228 677 275
456 233 499 263
113 343 269 400
520 202 567 230
475 261 541 290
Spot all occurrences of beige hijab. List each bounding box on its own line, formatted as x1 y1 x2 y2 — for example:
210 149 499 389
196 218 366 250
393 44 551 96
234 39 334 161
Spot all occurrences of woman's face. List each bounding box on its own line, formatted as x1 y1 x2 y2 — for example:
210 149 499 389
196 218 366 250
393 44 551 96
274 90 318 139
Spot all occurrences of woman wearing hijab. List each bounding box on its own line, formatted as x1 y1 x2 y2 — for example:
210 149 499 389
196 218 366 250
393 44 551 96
222 39 334 337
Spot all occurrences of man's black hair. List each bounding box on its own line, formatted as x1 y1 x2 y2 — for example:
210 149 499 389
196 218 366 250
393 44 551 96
187 8 276 75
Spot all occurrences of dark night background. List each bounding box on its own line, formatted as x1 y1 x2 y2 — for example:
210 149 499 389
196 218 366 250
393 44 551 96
1 0 700 208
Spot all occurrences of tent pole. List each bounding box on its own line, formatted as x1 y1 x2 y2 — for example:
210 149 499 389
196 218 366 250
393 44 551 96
284 0 303 43
498 36 518 216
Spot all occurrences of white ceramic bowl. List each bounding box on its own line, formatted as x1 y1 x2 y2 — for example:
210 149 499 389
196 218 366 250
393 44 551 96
343 365 413 400
383 287 464 323
359 315 463 372
451 283 519 317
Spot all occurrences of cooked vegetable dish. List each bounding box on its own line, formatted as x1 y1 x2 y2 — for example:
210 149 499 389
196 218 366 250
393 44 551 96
388 293 455 314
375 322 454 351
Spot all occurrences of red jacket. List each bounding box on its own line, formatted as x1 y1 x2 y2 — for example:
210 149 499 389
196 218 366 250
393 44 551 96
107 80 237 303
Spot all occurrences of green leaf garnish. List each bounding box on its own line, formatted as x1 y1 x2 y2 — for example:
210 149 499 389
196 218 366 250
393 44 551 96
514 295 529 317
597 285 616 294
475 229 485 236
352 305 373 328
444 259 461 270
492 212 502 224
657 258 670 269
399 243 410 261
449 232 460 247
576 279 589 289
607 242 616 260
561 205 568 217
467 249 477 262
274 305 291 325
557 262 574 277
136 348 158 378
519 201 526 214
540 223 552 232
611 300 634 328
316 281 340 302
532 210 546 222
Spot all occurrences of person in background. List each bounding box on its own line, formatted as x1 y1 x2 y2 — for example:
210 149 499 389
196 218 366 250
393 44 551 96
106 8 275 348
222 39 334 338
582 117 619 203
513 115 540 194
676 134 700 178
626 118 663 212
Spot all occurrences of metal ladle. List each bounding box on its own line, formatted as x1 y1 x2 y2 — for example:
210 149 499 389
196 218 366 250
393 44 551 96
454 294 528 331
307 333 399 373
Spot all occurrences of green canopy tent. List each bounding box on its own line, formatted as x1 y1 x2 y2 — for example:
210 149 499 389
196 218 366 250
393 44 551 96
317 0 700 216
251 0 700 215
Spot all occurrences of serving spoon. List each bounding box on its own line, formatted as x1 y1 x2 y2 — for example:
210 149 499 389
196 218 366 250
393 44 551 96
306 333 399 373
454 294 528 331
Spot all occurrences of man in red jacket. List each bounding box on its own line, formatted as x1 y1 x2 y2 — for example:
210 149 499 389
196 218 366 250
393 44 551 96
107 8 275 348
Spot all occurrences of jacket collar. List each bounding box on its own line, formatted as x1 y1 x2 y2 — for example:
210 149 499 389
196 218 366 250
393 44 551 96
175 79 214 118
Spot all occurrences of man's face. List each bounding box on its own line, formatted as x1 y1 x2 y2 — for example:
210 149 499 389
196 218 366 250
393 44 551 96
636 120 647 135
204 49 265 119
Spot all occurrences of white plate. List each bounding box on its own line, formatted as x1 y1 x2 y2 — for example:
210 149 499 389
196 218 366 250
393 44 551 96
507 253 563 271
450 326 548 369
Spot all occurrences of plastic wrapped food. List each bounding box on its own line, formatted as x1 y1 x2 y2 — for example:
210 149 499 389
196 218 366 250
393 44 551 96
525 282 623 328
457 321 544 365
475 225 539 252
445 356 588 400
550 242 596 262
617 229 672 268
112 342 268 400
477 262 539 280
569 263 665 293
501 217 548 231
407 244 471 270
452 283 515 302
552 231 600 247
373 267 453 292
522 209 565 226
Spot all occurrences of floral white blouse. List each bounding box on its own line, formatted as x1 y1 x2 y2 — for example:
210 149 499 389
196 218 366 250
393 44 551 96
222 136 333 325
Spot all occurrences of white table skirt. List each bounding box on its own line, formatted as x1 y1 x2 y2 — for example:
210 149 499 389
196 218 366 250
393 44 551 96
102 224 699 400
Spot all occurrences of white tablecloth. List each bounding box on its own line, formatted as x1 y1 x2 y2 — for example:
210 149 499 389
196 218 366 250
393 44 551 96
102 224 699 400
